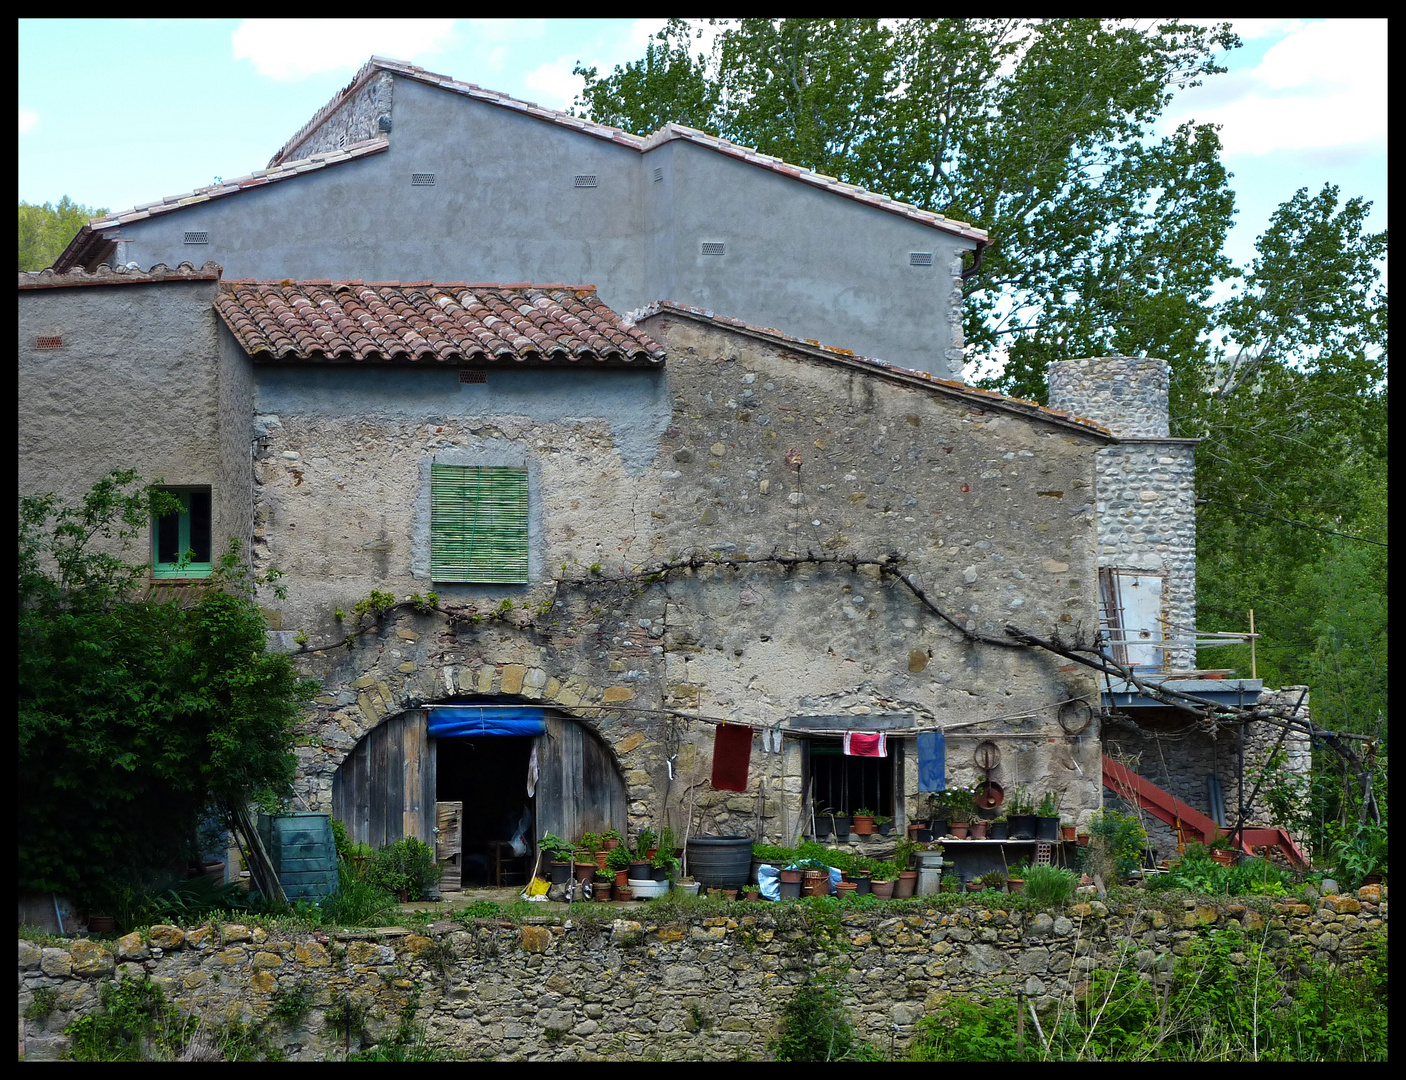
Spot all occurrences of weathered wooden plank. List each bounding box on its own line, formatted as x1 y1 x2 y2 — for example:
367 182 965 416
422 726 437 847
369 720 388 851
331 766 344 828
436 801 463 892
403 713 422 842
353 730 371 848
384 713 405 845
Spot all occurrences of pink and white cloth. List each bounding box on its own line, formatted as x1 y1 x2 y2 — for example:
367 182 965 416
843 732 887 757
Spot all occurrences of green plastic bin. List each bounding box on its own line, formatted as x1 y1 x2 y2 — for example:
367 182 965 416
257 812 339 902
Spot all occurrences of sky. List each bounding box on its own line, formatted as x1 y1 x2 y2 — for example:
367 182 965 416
19 18 1387 282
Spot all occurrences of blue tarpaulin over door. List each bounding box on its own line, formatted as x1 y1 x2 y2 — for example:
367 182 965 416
427 706 546 738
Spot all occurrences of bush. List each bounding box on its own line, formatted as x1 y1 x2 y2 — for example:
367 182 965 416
320 861 399 926
771 975 877 1061
909 995 1031 1060
1021 864 1078 905
364 838 441 900
1087 809 1148 880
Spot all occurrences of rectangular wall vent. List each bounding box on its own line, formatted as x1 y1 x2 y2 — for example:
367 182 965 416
183 231 209 245
701 241 726 256
459 369 488 384
411 173 436 186
36 336 63 350
909 251 934 266
653 167 664 183
574 174 599 188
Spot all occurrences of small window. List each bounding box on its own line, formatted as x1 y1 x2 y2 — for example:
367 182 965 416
431 465 528 583
152 488 213 578
806 736 895 820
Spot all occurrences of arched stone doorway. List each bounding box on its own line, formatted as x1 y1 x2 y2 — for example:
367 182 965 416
330 700 627 890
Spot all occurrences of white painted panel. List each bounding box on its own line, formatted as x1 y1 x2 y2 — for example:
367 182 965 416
1121 573 1164 671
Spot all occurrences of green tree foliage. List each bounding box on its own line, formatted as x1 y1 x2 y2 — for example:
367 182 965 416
18 195 105 271
19 471 316 908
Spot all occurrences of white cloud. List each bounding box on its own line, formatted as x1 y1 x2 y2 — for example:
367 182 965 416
19 108 39 134
1164 19 1386 157
231 19 458 81
523 58 584 111
464 19 546 44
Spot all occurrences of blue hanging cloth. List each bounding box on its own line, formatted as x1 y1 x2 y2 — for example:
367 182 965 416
427 706 546 738
916 730 946 792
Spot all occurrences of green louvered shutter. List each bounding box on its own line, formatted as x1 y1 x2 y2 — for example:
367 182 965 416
431 465 529 583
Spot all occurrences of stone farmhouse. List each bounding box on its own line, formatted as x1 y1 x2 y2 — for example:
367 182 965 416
21 56 1306 887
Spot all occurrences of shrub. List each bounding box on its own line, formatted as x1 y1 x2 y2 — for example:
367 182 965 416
364 838 441 900
909 995 1030 1060
1087 809 1147 880
771 975 877 1061
1021 864 1077 905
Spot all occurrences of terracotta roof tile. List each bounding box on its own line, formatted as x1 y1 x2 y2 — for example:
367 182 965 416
628 301 1111 438
19 260 223 290
216 281 666 367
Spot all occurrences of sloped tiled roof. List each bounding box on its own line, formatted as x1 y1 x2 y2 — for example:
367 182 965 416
19 260 223 290
275 56 989 244
216 281 666 366
629 301 1112 439
51 140 389 273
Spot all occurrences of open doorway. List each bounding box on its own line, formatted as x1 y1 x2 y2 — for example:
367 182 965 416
436 737 535 888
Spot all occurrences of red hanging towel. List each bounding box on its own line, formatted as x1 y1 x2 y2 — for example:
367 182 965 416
711 723 753 791
843 732 887 757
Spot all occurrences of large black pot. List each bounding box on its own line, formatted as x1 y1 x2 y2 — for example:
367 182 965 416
629 861 653 880
832 815 851 841
989 819 1010 841
813 816 833 839
1009 814 1038 840
549 861 571 885
685 835 753 890
1035 816 1061 842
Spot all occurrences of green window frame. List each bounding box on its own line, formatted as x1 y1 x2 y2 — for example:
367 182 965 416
430 465 529 584
152 487 213 578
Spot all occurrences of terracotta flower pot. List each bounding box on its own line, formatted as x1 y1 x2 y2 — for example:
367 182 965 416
87 915 115 934
594 851 609 870
1007 878 1025 894
1062 825 1077 842
779 868 804 884
893 870 918 899
870 879 896 899
603 838 620 850
951 821 970 839
574 861 596 884
615 869 629 887
852 814 875 836
1077 833 1090 847
835 881 858 898
970 820 988 839
615 887 634 901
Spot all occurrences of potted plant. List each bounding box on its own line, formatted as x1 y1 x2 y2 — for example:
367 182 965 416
650 847 678 882
1035 792 1061 842
1077 830 1090 847
1006 864 1027 894
814 808 834 839
602 828 625 851
874 815 894 837
1006 786 1037 840
539 832 573 884
832 812 852 841
630 828 657 879
989 815 1009 841
1061 821 1077 843
852 808 876 836
979 869 1008 893
606 844 633 886
868 862 896 899
970 817 989 840
966 878 984 892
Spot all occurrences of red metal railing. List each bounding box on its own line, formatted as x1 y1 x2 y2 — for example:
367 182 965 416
1102 755 1307 869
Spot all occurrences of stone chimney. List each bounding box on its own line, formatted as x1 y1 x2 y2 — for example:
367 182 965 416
1048 358 1198 673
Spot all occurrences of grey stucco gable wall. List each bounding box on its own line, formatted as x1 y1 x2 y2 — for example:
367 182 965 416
102 73 976 379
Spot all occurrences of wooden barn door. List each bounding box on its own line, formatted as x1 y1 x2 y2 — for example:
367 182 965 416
330 710 437 848
533 714 627 848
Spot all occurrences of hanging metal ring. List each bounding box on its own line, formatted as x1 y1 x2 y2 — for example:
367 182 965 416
1059 699 1094 735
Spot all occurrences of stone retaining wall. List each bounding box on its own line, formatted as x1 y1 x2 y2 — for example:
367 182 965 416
19 887 1385 1061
